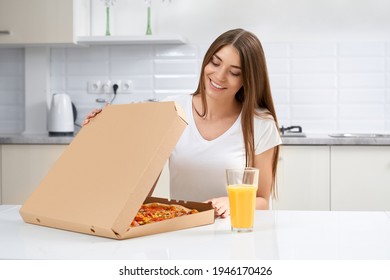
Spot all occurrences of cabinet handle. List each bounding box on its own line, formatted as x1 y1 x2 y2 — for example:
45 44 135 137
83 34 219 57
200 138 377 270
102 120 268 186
0 30 11 35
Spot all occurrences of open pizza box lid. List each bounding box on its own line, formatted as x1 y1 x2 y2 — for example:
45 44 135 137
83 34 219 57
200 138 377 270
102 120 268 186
19 101 214 240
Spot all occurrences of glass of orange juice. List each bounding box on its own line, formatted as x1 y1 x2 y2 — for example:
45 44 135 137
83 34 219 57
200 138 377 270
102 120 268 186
226 167 259 232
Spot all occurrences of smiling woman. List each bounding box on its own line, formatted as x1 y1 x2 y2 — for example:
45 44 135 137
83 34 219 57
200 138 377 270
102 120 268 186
165 28 282 217
83 28 282 217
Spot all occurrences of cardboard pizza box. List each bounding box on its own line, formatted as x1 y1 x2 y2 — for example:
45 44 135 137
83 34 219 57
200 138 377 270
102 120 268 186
19 101 215 239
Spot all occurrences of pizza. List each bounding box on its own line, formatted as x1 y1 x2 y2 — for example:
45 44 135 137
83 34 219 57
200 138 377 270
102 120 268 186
130 202 199 227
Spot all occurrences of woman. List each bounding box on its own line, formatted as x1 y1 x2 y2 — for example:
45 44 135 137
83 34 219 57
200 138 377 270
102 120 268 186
84 28 281 218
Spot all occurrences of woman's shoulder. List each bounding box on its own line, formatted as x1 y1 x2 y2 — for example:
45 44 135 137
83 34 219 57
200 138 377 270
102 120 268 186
254 108 276 123
253 108 279 136
253 108 282 153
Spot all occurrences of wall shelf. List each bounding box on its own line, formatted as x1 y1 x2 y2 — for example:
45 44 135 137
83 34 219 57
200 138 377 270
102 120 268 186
76 35 187 46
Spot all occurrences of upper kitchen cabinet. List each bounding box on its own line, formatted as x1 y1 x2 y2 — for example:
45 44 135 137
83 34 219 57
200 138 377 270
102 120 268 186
0 0 89 45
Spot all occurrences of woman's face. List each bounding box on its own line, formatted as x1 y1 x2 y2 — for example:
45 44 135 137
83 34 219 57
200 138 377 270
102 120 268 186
203 45 243 101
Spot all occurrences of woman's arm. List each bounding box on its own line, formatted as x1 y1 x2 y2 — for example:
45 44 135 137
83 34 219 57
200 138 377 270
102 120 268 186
254 147 276 210
207 147 277 216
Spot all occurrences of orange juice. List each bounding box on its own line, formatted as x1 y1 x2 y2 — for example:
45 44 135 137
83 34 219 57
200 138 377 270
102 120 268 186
227 184 257 230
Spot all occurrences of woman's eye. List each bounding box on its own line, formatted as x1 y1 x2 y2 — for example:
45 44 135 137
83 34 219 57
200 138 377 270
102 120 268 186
211 60 219 66
231 72 241 77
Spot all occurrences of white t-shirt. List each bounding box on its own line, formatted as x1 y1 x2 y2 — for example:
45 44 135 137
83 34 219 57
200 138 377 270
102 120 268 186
164 94 282 202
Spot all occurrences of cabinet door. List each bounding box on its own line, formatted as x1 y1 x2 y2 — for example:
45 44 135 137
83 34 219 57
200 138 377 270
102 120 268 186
331 146 390 211
0 0 88 44
1 145 67 204
0 146 2 204
273 146 330 210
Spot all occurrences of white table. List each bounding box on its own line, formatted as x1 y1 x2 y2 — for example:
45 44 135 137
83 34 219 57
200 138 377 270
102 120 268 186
1 205 390 260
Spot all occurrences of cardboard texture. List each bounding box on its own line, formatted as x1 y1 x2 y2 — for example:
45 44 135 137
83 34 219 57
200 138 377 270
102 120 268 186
20 101 215 239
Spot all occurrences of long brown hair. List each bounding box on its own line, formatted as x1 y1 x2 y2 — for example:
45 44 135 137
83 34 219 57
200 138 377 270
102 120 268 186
193 28 280 197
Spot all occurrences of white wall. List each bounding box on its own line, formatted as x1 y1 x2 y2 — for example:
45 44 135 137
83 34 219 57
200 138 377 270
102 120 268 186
91 0 390 43
61 0 390 133
1 0 390 134
0 49 24 133
48 41 390 133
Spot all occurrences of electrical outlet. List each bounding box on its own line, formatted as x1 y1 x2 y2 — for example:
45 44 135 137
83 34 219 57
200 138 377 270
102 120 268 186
121 80 133 93
111 80 122 94
102 80 112 94
87 80 123 94
88 81 102 94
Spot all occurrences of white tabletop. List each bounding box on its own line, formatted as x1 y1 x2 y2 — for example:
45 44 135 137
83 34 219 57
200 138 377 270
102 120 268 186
1 205 390 260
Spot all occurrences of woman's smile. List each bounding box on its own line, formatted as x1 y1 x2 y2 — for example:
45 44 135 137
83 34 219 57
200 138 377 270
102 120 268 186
209 79 225 90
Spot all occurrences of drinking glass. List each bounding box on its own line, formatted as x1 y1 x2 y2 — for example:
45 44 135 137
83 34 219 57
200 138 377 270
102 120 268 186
226 167 259 232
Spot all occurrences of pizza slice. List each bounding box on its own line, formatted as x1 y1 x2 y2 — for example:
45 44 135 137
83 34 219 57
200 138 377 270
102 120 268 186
130 202 199 227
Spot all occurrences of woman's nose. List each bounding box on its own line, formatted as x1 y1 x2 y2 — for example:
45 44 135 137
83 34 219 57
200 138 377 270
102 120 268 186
215 68 227 81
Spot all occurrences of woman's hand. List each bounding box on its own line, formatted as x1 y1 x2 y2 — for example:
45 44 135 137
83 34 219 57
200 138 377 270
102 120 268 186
82 108 102 126
205 197 230 218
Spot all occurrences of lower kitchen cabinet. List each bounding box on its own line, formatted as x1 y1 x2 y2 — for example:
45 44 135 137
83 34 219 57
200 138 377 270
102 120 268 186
0 146 2 203
331 146 390 211
1 144 389 210
273 146 330 210
1 145 67 204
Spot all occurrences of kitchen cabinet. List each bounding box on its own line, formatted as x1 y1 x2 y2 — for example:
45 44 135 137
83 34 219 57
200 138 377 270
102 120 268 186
0 146 2 203
331 146 390 211
2 142 389 210
273 146 330 210
0 0 89 45
1 145 66 204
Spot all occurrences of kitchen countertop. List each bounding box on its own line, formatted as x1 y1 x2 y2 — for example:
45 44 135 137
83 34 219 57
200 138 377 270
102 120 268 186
0 133 74 144
1 205 390 260
1 133 390 145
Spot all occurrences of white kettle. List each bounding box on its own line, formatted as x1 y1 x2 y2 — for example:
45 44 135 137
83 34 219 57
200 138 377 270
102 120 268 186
48 93 75 136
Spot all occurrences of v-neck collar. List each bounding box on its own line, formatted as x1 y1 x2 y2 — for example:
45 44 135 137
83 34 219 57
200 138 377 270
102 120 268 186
188 95 242 143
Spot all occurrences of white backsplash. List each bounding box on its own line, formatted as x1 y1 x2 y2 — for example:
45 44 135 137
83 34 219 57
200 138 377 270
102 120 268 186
49 44 200 127
0 48 25 134
0 41 389 134
264 41 390 133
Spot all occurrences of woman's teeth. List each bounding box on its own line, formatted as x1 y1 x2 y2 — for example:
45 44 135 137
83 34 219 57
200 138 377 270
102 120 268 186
211 80 223 89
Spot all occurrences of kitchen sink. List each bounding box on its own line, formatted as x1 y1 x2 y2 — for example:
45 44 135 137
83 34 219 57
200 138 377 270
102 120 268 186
279 125 306 137
280 132 307 137
328 133 390 138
